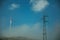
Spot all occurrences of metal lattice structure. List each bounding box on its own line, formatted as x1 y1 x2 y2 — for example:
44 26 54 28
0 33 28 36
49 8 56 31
43 15 48 40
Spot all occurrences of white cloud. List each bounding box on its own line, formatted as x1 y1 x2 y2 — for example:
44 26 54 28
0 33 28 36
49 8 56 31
9 3 20 10
30 0 49 12
2 22 43 39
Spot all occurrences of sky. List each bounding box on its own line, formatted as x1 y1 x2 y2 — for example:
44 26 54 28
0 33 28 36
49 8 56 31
0 0 60 40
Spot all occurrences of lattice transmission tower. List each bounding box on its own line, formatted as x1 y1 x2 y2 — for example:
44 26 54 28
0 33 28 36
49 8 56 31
43 15 48 40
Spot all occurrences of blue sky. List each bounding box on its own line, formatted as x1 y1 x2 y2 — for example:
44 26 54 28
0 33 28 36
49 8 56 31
0 0 60 40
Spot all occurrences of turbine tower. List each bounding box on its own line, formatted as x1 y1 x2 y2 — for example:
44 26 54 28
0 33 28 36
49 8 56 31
43 15 48 40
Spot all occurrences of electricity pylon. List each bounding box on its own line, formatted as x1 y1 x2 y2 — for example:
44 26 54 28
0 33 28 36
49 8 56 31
43 15 48 40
